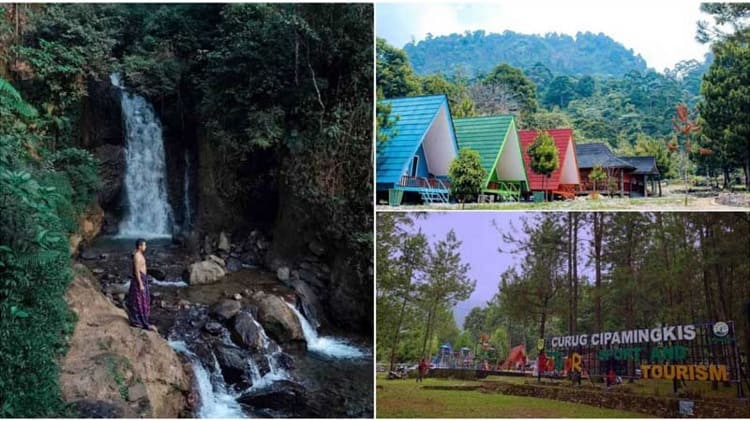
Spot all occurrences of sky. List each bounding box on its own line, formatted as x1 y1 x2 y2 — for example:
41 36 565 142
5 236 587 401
406 212 525 327
376 1 712 72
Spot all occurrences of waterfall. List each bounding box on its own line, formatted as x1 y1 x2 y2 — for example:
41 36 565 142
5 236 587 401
111 73 173 238
286 303 366 359
169 341 245 418
247 319 289 390
183 151 192 230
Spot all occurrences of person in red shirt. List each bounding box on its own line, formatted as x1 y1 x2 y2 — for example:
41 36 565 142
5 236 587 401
417 357 429 383
537 350 547 383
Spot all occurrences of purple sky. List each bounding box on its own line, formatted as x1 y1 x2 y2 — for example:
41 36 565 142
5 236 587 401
405 212 527 327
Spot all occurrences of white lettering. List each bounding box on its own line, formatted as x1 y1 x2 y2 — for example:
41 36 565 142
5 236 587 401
683 325 696 341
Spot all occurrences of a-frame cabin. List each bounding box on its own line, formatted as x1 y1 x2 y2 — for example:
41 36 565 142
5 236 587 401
453 115 529 201
376 94 458 205
519 128 581 200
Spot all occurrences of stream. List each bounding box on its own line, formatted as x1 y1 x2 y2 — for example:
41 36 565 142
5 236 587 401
78 237 373 417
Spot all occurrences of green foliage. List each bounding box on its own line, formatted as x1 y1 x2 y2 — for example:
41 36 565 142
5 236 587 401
699 38 750 188
526 131 559 189
405 30 648 78
377 37 422 98
448 148 487 205
0 78 38 119
544 75 577 109
0 72 92 418
49 148 100 212
478 63 538 121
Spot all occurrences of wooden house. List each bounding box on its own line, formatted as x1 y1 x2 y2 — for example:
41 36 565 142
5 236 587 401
576 143 659 196
519 128 580 200
617 156 660 197
376 95 459 205
453 116 529 201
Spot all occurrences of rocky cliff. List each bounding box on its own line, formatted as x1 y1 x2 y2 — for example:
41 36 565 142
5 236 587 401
60 264 193 417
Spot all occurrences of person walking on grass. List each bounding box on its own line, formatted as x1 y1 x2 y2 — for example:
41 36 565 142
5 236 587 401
127 238 157 332
417 357 428 382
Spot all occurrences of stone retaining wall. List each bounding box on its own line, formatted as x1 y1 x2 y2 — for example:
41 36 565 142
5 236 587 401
481 381 749 418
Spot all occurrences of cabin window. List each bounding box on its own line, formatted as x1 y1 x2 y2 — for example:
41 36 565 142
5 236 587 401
410 155 419 177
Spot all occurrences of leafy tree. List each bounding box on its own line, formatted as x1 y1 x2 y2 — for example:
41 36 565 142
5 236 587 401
697 3 750 44
418 230 476 356
0 75 94 418
588 164 607 198
419 73 476 118
575 75 596 98
376 37 421 98
448 148 487 208
463 306 487 343
499 214 566 339
524 62 554 92
526 130 559 199
544 75 577 109
699 39 750 189
478 63 538 122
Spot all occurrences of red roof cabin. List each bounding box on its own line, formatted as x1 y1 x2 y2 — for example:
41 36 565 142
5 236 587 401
519 128 581 200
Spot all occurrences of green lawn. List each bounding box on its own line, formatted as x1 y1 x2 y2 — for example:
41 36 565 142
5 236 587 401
376 375 650 418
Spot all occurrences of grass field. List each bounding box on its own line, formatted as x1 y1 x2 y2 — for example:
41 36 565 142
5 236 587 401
375 375 650 418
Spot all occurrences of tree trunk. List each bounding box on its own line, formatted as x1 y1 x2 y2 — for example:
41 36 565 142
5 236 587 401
568 214 573 334
572 213 579 334
389 294 410 371
593 213 603 333
658 178 662 197
420 301 435 358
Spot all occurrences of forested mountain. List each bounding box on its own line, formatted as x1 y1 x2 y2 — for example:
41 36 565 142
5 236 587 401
404 30 649 78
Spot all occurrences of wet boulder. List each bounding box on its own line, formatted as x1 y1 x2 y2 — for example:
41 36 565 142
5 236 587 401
147 268 166 281
237 380 308 415
212 342 250 389
274 352 296 371
231 310 262 350
293 279 327 329
185 256 225 285
217 231 231 252
204 321 224 335
225 257 242 273
253 293 305 346
209 299 241 322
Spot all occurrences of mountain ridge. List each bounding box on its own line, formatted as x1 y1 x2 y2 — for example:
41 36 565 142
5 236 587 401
403 30 651 78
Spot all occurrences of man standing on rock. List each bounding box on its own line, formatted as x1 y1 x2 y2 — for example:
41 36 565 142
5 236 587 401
127 238 157 332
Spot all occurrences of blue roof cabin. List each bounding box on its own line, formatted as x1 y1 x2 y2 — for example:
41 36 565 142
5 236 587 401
377 95 459 205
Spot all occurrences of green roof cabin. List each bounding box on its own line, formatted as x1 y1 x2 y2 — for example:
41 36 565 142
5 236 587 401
376 95 458 206
453 115 529 201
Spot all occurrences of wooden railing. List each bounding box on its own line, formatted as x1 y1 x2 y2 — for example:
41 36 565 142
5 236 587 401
398 176 451 190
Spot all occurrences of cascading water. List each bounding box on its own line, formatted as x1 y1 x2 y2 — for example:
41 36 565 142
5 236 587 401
111 73 173 238
247 319 289 390
287 303 366 359
169 341 245 418
183 151 192 230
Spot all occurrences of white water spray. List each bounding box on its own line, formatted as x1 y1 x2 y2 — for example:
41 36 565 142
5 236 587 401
246 319 289 390
287 303 366 359
169 340 245 418
112 73 173 238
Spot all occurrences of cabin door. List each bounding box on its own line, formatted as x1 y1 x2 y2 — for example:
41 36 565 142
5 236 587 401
410 155 419 178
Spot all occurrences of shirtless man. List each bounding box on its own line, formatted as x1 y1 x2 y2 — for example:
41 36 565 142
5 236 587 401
127 239 157 331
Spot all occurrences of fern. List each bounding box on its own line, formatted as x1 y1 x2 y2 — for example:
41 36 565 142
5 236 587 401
0 78 38 118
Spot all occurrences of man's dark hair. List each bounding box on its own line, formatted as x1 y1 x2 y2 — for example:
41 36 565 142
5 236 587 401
136 238 146 248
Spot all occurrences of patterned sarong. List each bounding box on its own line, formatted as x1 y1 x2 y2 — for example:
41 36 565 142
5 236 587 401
127 271 151 329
